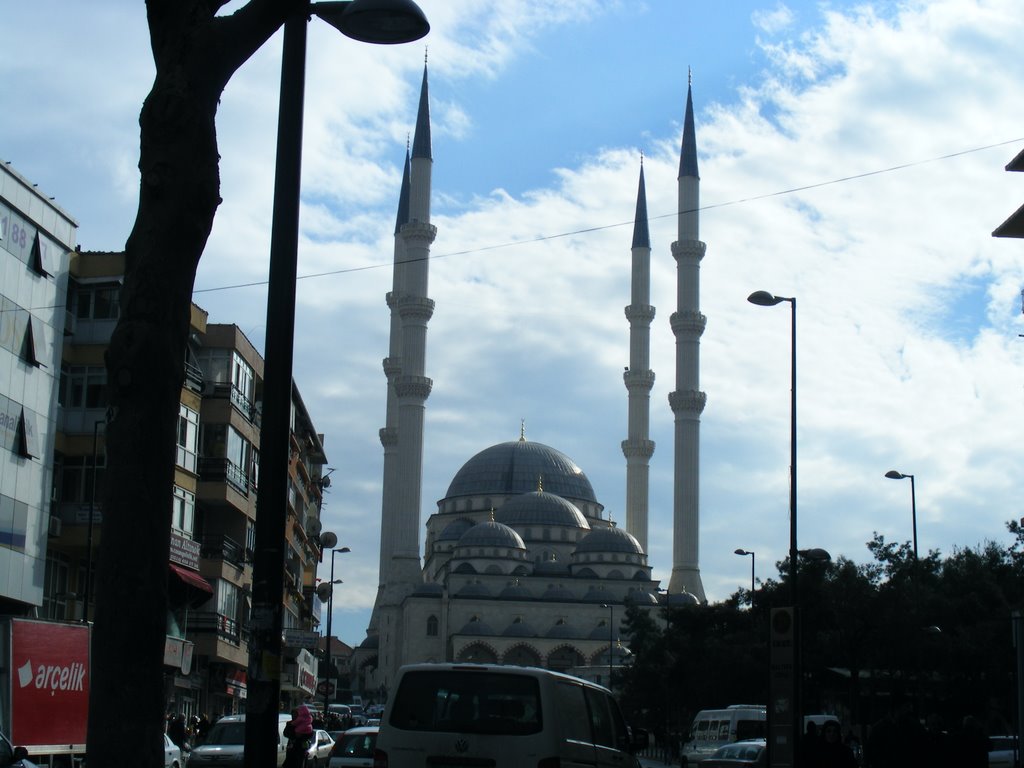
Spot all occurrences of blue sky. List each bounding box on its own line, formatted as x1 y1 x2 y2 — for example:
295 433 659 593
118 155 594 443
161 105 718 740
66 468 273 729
4 0 1024 647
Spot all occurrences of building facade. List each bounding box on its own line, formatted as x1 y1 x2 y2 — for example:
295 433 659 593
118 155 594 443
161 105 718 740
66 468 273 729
0 163 76 615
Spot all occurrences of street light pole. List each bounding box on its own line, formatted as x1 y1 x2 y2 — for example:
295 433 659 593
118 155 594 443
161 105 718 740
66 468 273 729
602 604 614 686
885 470 918 560
323 545 350 715
734 549 755 608
245 4 428 766
748 289 799 767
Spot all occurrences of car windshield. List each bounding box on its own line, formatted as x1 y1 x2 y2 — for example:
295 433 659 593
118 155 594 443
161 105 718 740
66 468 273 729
204 722 246 745
389 670 542 735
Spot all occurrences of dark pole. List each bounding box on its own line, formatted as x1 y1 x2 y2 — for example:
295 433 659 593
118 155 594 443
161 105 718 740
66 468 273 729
324 552 335 715
788 295 800 768
83 418 103 624
885 470 918 560
245 7 307 766
734 549 755 607
608 604 614 685
909 474 918 560
747 290 799 766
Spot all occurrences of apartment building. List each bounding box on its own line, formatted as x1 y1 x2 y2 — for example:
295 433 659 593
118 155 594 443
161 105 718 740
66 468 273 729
44 244 329 717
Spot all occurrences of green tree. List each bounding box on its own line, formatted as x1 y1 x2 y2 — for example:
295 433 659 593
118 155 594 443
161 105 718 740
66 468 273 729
90 2 302 766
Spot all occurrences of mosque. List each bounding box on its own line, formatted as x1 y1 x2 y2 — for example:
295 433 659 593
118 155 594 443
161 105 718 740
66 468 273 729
349 63 708 700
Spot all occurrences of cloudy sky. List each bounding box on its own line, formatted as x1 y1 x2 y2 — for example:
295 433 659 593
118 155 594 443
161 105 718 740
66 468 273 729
5 0 1024 646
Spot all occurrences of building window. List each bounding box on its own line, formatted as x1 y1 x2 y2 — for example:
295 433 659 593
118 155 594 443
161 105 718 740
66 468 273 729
43 552 72 620
59 365 107 409
176 404 199 473
426 615 438 636
172 485 195 536
57 454 105 505
73 283 120 320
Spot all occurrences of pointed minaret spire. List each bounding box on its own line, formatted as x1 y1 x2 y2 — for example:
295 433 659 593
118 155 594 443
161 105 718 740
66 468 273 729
668 76 707 601
623 158 656 551
370 57 438 688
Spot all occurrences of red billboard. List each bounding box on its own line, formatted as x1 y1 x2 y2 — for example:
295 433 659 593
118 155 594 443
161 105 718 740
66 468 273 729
10 619 89 748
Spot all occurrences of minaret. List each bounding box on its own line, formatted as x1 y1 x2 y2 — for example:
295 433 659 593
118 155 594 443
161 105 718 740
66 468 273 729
622 159 656 552
390 61 435 591
365 63 435 684
667 77 707 600
371 145 411 630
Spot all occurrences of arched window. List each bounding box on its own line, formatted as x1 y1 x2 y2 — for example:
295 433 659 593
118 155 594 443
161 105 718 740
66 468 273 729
426 615 438 636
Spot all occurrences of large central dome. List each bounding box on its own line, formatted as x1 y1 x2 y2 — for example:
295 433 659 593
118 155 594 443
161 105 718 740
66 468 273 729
444 439 597 504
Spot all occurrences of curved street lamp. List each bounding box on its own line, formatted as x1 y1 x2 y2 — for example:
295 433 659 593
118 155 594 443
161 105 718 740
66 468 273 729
885 470 918 560
734 549 755 607
249 7 428 763
747 289 800 766
318 533 351 716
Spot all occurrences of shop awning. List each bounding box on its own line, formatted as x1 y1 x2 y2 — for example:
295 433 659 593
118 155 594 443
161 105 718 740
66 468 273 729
169 563 214 608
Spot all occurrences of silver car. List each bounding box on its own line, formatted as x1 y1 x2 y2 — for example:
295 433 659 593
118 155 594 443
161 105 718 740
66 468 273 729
328 726 378 768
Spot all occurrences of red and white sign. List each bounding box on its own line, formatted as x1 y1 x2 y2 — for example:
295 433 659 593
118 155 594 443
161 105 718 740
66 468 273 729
10 619 90 748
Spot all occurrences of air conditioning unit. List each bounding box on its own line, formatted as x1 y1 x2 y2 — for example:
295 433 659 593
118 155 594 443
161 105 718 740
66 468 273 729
48 516 62 537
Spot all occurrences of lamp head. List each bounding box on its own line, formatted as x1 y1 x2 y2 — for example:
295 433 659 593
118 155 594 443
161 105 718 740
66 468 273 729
316 0 430 44
885 470 909 480
798 547 832 562
747 290 784 307
734 548 751 556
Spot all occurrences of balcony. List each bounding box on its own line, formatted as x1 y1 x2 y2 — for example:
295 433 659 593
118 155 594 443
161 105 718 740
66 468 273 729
200 534 250 569
198 457 250 496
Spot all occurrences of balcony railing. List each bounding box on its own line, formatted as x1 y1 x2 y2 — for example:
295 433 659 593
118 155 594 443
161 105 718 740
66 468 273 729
198 457 250 495
188 611 246 645
200 534 250 569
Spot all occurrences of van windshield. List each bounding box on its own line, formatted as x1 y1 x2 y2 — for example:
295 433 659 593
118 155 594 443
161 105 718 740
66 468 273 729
389 670 542 735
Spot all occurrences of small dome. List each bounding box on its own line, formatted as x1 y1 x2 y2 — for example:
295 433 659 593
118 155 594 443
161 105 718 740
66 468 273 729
581 586 612 603
358 634 379 649
667 590 702 607
501 619 538 638
457 618 496 636
498 582 534 600
625 588 659 605
445 439 597 504
540 584 575 602
437 518 475 542
455 581 491 598
588 621 617 640
497 491 590 529
411 582 444 598
457 520 526 550
574 526 644 555
545 620 579 639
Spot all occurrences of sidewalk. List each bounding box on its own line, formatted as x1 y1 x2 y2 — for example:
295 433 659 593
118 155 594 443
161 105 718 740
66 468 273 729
638 754 675 768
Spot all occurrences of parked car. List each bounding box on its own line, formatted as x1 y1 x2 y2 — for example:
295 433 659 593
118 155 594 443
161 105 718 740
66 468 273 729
306 729 335 768
701 739 767 767
0 731 37 768
328 726 378 768
189 713 290 768
989 735 1018 768
163 733 184 768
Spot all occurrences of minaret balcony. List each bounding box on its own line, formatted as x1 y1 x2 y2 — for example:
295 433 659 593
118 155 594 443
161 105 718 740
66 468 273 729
671 239 706 263
623 369 655 390
670 310 707 336
624 304 656 323
668 389 707 415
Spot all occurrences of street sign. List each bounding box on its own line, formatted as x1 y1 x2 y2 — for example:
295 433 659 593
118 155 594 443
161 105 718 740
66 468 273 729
283 629 319 648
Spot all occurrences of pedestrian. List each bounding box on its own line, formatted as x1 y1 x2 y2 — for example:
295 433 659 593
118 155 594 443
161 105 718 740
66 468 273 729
194 713 211 745
952 715 989 768
167 713 189 751
811 720 857 768
283 704 314 768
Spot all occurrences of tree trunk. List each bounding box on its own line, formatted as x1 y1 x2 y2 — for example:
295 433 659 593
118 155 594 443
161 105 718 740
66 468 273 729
87 2 295 765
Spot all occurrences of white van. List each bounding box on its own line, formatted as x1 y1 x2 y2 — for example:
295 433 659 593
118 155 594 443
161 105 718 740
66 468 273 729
373 663 647 768
188 712 290 768
680 705 766 766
